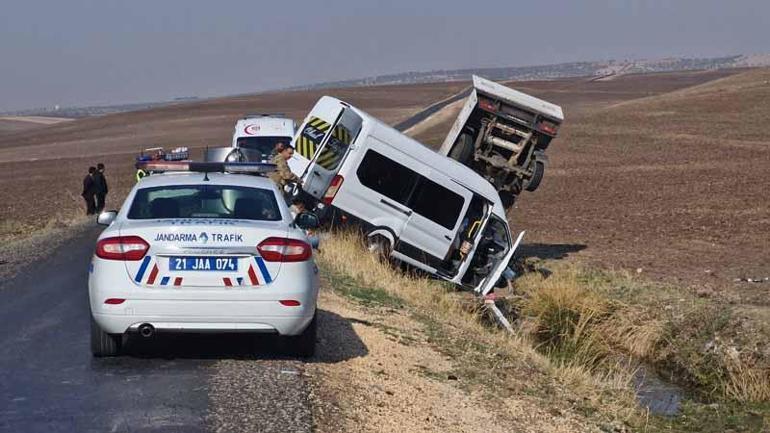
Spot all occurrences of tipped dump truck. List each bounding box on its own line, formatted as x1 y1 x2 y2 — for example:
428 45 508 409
439 75 564 208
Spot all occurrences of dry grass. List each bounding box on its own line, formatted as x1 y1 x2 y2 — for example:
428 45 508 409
317 231 642 427
517 262 770 406
723 357 770 402
318 231 770 433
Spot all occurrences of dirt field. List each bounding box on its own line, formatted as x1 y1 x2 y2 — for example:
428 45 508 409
1 69 766 299
0 116 73 136
0 81 466 238
411 69 769 302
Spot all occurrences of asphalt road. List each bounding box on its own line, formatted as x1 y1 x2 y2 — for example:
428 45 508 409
393 86 470 132
0 226 312 433
0 94 457 433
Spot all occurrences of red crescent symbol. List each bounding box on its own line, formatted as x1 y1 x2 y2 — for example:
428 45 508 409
244 124 260 135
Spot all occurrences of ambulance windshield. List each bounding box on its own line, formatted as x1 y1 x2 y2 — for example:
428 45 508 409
236 136 294 161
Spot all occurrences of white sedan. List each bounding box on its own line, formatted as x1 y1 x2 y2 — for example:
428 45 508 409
89 165 320 357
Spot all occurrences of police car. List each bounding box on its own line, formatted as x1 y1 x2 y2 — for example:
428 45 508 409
89 161 321 357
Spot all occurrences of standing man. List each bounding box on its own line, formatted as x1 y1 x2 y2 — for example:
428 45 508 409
268 143 301 193
93 163 109 213
82 166 97 215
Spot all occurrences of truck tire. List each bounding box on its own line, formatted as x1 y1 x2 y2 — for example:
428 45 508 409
90 316 122 357
289 312 317 358
500 191 517 209
449 133 473 164
524 160 545 192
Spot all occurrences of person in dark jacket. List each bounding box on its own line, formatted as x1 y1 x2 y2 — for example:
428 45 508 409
93 163 109 213
82 166 97 215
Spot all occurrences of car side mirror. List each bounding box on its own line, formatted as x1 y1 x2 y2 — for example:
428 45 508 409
97 210 118 226
294 212 320 230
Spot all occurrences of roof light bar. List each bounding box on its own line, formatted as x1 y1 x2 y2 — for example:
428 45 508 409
135 160 276 174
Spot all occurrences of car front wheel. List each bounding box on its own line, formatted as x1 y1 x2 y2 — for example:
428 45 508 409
90 316 122 357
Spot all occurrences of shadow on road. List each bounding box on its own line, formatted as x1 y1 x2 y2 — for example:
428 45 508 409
106 309 367 362
518 243 587 261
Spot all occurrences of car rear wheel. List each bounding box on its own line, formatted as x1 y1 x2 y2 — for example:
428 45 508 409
90 316 122 357
288 312 317 358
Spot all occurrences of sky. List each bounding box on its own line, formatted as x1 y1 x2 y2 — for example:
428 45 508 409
1 0 768 111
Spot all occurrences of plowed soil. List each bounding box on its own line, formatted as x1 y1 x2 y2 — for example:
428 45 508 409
412 69 770 303
2 69 767 301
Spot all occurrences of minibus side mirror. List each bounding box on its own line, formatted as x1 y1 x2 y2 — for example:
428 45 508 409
294 212 320 230
97 210 118 226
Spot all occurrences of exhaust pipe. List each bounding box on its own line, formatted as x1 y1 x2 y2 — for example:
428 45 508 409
138 323 155 338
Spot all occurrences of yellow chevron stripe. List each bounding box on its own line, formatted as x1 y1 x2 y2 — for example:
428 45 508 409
332 125 351 144
297 136 316 159
317 149 340 169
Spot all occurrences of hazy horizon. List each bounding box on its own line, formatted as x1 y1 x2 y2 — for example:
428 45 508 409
2 0 769 112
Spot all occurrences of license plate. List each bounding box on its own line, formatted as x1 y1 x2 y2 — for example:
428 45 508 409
168 256 238 272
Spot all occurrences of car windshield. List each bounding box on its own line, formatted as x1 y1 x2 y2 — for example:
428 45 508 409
236 136 293 161
127 185 282 221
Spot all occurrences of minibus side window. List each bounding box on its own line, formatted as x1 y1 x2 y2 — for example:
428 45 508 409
356 150 418 205
408 178 463 230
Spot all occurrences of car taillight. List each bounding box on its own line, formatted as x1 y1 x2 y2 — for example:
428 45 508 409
257 237 312 262
95 236 149 261
322 175 344 205
538 119 560 135
478 97 498 112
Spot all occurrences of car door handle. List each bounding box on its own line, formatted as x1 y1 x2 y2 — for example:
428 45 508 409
444 235 452 241
380 199 412 216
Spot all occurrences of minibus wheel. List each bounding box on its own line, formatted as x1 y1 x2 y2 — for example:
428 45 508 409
366 234 392 261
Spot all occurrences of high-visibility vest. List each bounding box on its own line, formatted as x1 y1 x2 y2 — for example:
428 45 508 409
135 169 147 182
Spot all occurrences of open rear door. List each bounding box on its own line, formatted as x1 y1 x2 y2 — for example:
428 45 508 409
295 98 362 200
476 223 525 296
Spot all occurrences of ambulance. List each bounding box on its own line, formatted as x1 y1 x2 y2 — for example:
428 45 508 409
232 114 309 174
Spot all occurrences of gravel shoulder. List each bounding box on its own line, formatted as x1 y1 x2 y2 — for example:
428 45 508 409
308 286 593 433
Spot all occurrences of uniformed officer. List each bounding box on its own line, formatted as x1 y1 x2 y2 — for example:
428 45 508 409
269 142 301 191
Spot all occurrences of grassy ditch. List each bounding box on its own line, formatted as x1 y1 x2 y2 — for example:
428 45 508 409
317 231 770 432
513 264 770 431
318 231 642 430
